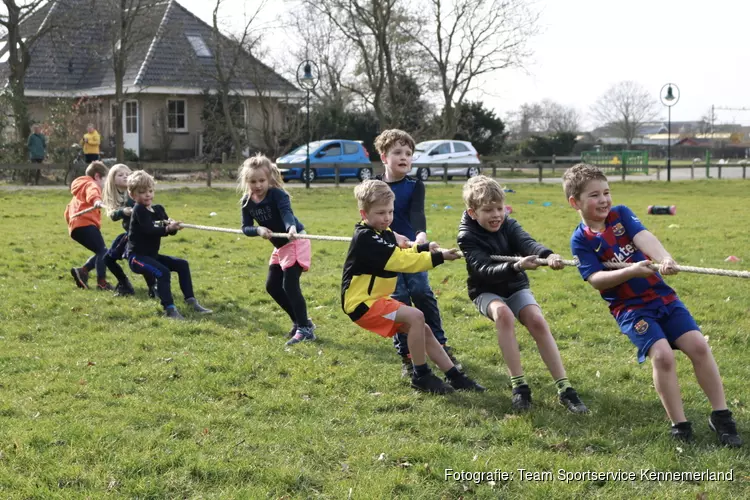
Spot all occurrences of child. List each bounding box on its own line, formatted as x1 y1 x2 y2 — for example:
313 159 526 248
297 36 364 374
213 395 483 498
457 175 588 413
562 164 741 446
101 163 156 297
374 129 461 377
238 154 315 346
341 179 485 394
64 161 129 291
126 170 212 320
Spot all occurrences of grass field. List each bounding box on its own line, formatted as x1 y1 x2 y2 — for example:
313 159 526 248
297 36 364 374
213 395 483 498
1 180 749 498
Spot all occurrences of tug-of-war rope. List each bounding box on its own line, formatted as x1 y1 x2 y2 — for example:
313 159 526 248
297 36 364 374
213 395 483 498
179 223 750 279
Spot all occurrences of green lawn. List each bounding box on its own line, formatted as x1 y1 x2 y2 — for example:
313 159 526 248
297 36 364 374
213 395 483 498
0 180 749 498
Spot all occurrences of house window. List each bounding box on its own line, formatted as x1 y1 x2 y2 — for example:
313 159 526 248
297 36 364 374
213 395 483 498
186 35 211 57
167 99 187 132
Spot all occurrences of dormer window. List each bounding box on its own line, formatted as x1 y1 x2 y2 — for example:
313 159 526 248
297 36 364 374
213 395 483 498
186 34 211 57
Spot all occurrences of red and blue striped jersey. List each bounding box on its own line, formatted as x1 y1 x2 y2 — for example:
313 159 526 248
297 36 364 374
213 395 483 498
570 205 677 317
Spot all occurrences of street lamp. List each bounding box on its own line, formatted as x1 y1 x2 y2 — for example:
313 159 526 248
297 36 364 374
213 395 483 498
660 83 680 182
296 60 319 189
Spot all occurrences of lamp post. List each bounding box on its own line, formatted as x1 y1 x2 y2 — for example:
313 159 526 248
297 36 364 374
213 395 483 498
296 60 319 189
660 83 680 182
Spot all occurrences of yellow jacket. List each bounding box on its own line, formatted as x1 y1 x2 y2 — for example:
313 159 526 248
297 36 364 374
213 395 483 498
341 222 444 321
82 130 101 155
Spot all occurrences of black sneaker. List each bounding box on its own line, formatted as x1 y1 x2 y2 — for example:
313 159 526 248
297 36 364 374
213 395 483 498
671 421 693 442
559 387 589 414
411 372 455 394
96 280 115 292
71 267 89 289
400 355 412 378
511 384 532 411
709 410 743 447
186 297 212 314
165 307 185 320
443 345 462 371
448 373 486 392
114 281 135 297
285 325 316 346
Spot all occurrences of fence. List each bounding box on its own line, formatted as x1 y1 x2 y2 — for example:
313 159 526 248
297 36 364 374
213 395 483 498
2 156 749 187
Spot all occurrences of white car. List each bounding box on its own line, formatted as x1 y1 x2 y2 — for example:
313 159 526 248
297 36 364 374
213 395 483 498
408 140 481 181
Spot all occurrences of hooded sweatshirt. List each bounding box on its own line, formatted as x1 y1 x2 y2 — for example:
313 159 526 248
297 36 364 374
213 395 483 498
82 130 101 155
64 176 102 233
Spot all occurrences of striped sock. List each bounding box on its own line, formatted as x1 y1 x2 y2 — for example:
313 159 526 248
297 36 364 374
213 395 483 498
510 375 527 388
555 377 572 394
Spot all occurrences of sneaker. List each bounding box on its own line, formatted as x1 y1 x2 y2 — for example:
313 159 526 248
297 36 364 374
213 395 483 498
285 325 316 346
671 421 693 442
511 384 532 411
186 297 212 314
71 267 89 289
114 281 135 297
709 410 743 447
286 319 314 339
96 280 115 291
443 345 462 371
559 387 589 414
411 372 455 394
400 355 412 378
165 307 185 320
448 373 487 392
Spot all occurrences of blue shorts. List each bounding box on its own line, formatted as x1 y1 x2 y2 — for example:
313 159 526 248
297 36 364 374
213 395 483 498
617 300 699 363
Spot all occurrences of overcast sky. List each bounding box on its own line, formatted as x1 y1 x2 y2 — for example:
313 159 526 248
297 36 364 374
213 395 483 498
179 0 750 128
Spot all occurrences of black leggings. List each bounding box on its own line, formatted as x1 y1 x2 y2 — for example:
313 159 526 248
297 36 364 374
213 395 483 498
71 225 127 282
265 264 309 326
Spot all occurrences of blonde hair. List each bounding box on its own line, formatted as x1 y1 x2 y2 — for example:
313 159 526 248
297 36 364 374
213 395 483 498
85 161 108 179
562 163 608 200
354 179 395 212
127 170 155 195
374 129 415 155
462 175 505 211
102 163 132 212
237 153 288 204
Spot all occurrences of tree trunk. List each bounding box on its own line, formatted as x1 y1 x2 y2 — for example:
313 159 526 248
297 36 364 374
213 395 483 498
219 87 244 162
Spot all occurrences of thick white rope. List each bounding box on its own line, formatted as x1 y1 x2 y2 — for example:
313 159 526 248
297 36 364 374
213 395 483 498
178 223 750 279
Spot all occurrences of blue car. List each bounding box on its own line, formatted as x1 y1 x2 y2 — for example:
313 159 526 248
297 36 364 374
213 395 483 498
277 139 373 182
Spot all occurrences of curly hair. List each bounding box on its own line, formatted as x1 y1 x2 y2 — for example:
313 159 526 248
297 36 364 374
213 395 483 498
562 163 608 200
462 175 506 210
374 129 415 155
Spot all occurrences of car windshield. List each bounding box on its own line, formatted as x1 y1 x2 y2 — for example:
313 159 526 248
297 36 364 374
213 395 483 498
414 141 439 153
289 142 325 155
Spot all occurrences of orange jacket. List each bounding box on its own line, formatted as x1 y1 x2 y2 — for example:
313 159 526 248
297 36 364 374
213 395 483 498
64 176 102 233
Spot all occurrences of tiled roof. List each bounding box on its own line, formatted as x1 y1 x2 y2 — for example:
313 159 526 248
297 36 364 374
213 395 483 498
1 0 298 95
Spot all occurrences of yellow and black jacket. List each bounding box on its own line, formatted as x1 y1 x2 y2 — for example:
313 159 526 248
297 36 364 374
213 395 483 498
341 222 444 321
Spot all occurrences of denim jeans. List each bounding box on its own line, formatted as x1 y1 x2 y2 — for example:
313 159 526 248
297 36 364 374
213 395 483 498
391 271 447 356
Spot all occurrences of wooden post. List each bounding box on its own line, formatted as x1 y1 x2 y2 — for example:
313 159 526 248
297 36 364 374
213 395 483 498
718 164 722 179
621 156 626 182
656 164 661 181
551 155 556 174
537 162 542 183
334 164 340 187
492 162 497 178
443 164 448 184
743 165 747 179
691 159 696 180
206 163 212 187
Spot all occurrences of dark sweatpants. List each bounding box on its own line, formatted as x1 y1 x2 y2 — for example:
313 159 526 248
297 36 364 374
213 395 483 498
71 225 127 282
265 264 309 327
129 254 193 308
108 233 154 289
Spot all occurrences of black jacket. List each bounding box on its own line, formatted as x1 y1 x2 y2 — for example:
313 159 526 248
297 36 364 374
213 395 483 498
457 211 553 300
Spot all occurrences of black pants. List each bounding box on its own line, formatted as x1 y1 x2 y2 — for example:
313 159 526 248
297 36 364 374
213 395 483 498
265 264 309 326
71 225 127 282
129 254 193 309
107 233 154 289
84 153 100 163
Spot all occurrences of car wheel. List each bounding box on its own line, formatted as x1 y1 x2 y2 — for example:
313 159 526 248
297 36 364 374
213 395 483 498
303 168 317 183
357 167 373 181
467 166 481 178
416 167 429 181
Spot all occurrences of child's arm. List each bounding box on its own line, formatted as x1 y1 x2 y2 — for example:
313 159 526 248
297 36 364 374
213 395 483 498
358 230 446 274
84 183 103 207
458 233 518 281
240 198 259 237
274 190 299 231
633 230 678 275
410 180 428 244
571 233 655 290
133 204 171 237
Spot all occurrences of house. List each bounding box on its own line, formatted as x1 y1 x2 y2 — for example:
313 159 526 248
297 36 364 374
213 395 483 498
0 0 301 160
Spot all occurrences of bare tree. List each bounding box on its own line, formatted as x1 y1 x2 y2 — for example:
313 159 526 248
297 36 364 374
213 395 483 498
411 0 538 138
507 100 579 139
591 81 659 147
0 0 67 141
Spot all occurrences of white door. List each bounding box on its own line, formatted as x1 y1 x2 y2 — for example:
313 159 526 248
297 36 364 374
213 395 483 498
123 100 139 157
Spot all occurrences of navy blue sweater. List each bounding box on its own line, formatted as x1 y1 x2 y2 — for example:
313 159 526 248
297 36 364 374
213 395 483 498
241 188 305 249
376 175 426 241
127 204 176 257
